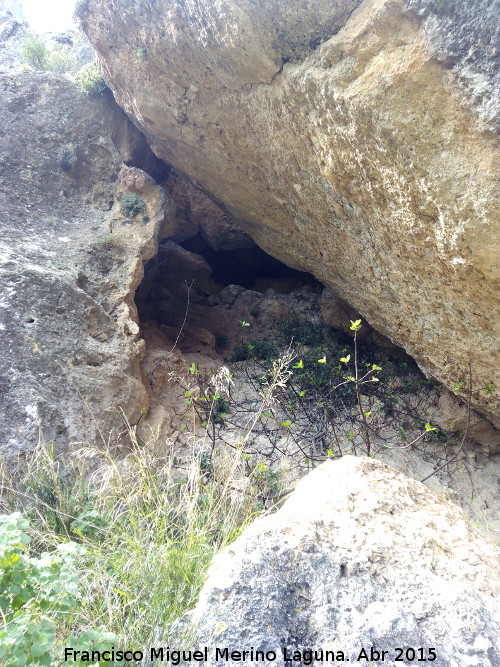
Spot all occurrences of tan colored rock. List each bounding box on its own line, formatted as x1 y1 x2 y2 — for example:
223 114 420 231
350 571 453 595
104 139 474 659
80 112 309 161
435 387 500 455
165 172 252 250
0 72 172 458
83 0 500 424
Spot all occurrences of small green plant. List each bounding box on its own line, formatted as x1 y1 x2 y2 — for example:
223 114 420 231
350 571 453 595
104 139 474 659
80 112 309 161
120 193 146 218
94 234 123 249
0 513 115 666
75 62 107 96
211 396 230 425
251 464 282 504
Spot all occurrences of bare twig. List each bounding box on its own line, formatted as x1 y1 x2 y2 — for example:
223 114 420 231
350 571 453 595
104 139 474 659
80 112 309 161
420 362 472 484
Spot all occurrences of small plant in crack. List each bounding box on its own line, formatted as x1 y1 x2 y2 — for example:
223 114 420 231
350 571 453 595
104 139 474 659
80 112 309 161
120 193 146 218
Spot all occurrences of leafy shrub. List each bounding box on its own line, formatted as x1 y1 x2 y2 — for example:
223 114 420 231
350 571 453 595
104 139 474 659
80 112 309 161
277 317 326 347
22 32 50 71
120 193 146 218
211 396 230 425
22 32 77 74
74 62 107 96
231 339 279 362
0 513 115 666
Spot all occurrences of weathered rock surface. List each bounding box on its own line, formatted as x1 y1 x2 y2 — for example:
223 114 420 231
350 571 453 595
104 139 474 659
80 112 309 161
189 456 500 665
0 14 26 72
0 72 173 458
83 0 500 423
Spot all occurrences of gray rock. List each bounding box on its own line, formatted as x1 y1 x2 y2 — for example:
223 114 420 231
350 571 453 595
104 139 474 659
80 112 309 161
189 457 500 665
0 16 26 72
406 0 500 130
0 0 23 20
0 71 170 459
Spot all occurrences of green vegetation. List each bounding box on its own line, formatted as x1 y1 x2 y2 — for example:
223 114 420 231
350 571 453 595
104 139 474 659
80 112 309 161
216 315 444 467
0 513 115 665
120 193 147 218
22 32 78 74
74 62 107 96
93 233 123 250
0 436 263 663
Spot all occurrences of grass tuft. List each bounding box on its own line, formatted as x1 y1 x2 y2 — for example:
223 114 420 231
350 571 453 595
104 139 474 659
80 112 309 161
1 431 263 653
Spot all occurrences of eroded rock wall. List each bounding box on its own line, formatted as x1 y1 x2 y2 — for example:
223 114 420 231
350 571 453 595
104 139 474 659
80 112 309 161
0 73 172 458
83 0 500 423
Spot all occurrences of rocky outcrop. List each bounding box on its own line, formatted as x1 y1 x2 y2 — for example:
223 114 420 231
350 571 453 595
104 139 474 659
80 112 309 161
189 456 500 664
0 72 174 458
83 0 500 423
0 14 26 72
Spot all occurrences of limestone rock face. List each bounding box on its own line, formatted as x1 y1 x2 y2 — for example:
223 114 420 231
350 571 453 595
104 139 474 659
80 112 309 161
0 73 171 458
189 457 500 664
83 0 500 423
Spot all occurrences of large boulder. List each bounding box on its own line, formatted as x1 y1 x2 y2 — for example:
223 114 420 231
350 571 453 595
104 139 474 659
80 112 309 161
82 0 500 423
0 72 173 458
189 457 500 664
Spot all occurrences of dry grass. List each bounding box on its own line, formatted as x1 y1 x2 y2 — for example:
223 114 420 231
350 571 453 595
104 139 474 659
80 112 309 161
1 427 265 655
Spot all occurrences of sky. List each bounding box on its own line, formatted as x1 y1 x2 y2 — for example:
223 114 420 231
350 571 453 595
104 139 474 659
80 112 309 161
21 0 77 33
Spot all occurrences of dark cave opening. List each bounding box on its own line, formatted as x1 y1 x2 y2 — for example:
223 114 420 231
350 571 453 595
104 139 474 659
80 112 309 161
180 232 322 291
135 232 323 329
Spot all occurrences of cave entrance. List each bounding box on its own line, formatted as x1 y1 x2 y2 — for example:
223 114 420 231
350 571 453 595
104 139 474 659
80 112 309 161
180 232 320 291
135 229 323 355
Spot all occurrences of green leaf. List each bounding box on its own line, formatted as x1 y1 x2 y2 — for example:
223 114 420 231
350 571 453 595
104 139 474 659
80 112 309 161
327 449 334 457
317 355 327 364
293 359 304 369
349 319 362 331
281 420 291 428
339 354 350 364
424 422 437 432
239 320 250 327
188 362 198 375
